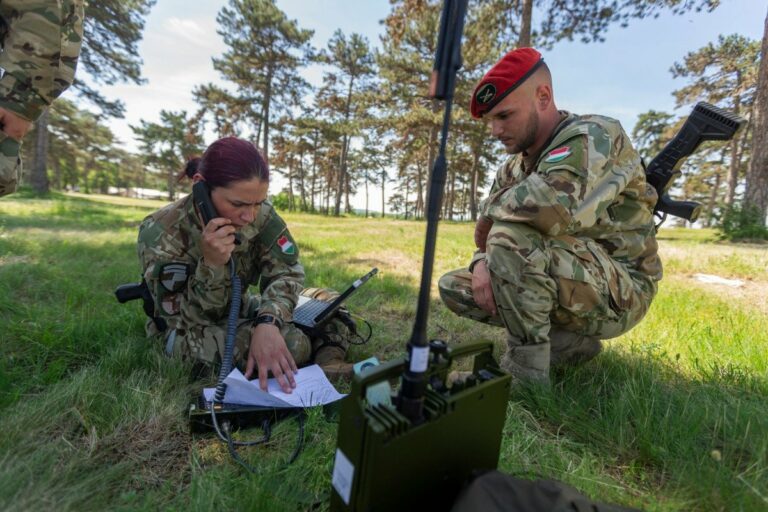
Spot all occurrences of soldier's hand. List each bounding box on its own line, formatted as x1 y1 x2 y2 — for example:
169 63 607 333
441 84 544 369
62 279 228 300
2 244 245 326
0 107 33 141
245 324 298 393
474 216 493 252
200 217 237 267
472 259 497 316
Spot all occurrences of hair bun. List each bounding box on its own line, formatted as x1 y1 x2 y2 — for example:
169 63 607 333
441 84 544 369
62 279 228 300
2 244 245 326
184 157 201 179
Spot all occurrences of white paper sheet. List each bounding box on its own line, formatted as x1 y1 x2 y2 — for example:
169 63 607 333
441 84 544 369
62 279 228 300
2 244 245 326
203 364 345 408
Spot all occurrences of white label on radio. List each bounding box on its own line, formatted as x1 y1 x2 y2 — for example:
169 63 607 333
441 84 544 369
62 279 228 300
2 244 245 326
410 346 430 372
332 448 354 505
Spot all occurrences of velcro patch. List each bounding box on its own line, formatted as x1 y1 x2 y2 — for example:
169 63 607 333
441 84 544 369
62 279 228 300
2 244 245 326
277 235 295 255
160 263 190 292
161 293 182 315
545 146 572 163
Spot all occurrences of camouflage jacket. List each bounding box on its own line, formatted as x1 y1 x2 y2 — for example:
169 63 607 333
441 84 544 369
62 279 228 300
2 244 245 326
137 195 304 335
475 112 662 282
0 0 84 121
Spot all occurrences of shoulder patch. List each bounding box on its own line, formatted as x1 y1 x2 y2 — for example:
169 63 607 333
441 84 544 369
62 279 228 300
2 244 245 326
545 146 572 163
159 263 190 292
277 235 296 255
258 207 299 265
161 293 182 315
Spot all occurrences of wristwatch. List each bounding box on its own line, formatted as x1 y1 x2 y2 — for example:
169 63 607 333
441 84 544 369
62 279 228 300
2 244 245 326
254 314 283 329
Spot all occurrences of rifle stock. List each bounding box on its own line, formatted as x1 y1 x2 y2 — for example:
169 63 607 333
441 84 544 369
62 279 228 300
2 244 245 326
646 102 743 222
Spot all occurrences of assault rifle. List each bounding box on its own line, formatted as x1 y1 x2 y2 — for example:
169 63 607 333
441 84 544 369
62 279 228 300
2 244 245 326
646 101 743 224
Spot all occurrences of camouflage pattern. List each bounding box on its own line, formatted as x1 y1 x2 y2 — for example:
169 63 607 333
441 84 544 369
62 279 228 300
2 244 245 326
0 0 84 120
440 113 661 349
0 0 85 196
0 134 19 196
137 194 307 367
138 196 353 370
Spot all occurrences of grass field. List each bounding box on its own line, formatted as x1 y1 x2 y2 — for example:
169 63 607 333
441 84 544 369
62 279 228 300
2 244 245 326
1 192 766 511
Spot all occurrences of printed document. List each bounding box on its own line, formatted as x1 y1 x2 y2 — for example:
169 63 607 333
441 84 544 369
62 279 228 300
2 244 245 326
203 364 345 408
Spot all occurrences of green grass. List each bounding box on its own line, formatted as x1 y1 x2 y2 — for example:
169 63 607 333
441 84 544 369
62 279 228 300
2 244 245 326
1 193 766 511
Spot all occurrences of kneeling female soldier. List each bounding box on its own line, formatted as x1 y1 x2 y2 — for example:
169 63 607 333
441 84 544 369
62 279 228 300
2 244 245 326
137 137 352 393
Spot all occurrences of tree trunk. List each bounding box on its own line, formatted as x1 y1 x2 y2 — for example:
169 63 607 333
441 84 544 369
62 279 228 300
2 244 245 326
705 169 723 227
518 0 533 47
447 165 456 221
345 170 352 214
263 69 273 163
311 130 319 211
404 176 410 220
364 170 369 218
744 9 768 227
381 168 386 218
298 149 307 211
53 157 61 191
415 163 424 219
31 110 50 194
166 168 175 202
288 165 294 211
724 82 742 207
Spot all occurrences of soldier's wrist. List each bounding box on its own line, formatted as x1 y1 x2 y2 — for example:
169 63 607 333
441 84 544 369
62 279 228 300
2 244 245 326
254 314 283 330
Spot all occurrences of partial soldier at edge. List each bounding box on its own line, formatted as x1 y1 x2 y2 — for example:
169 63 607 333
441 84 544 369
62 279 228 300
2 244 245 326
0 0 84 197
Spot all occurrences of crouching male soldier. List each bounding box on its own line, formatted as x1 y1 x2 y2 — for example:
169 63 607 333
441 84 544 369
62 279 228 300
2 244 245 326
439 48 662 385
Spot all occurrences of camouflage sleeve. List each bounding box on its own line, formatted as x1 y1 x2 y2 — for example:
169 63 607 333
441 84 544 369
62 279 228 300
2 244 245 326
484 119 640 236
469 250 486 271
0 0 85 121
253 208 304 322
137 215 233 329
478 162 504 218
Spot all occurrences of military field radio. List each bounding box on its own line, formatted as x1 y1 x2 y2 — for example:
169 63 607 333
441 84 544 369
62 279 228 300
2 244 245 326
329 1 512 510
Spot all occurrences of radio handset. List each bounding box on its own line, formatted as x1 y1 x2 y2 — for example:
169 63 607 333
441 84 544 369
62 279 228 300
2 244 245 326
192 181 241 245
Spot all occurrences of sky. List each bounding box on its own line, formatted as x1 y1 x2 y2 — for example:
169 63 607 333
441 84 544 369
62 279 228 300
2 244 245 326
67 0 766 209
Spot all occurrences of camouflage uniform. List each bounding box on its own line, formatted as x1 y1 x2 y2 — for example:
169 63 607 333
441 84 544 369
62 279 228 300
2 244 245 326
439 113 662 362
0 0 84 197
137 195 347 370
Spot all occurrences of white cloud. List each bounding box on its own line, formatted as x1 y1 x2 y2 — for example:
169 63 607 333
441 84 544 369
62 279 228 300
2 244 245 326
164 17 208 44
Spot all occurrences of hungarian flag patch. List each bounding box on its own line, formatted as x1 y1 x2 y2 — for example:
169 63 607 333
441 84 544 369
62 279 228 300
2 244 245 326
277 235 295 255
545 146 572 163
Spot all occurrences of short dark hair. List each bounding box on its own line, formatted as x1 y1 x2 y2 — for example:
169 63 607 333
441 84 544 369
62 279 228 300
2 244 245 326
182 137 269 188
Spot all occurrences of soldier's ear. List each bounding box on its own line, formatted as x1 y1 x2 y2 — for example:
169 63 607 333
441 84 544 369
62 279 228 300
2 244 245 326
535 84 552 110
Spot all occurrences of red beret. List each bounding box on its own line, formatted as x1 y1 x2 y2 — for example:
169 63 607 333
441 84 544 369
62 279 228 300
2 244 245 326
470 48 544 119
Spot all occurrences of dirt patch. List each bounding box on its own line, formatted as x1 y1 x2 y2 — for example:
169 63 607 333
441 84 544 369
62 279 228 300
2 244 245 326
349 251 420 279
667 274 768 317
97 416 191 490
0 254 33 266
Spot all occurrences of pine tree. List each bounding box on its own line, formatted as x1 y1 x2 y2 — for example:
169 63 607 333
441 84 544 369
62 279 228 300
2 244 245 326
671 34 760 207
131 111 204 201
213 0 313 162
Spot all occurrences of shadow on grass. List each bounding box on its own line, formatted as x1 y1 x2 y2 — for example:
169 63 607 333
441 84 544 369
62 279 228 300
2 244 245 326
1 203 148 232
506 349 768 510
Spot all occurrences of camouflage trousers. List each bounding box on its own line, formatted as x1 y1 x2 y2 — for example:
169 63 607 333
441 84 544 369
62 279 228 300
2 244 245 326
439 222 657 345
0 134 22 198
164 287 351 370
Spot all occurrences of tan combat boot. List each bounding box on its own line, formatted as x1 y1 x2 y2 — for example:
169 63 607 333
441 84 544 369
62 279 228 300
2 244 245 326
549 329 602 367
314 345 354 382
500 336 551 386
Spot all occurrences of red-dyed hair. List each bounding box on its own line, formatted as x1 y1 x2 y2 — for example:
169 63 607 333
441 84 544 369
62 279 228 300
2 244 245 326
186 137 269 188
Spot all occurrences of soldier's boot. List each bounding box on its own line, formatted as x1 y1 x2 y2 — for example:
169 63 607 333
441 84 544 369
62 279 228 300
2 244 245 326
500 336 551 386
314 345 354 382
549 329 602 367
